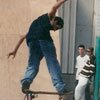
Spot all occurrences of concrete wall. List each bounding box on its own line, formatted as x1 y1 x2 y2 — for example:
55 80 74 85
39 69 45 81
59 0 77 74
75 0 94 55
94 0 100 37
0 0 61 100
59 0 94 94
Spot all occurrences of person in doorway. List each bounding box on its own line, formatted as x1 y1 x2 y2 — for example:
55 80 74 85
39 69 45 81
86 47 95 68
73 45 89 100
75 45 89 85
74 47 96 100
85 47 96 100
8 0 68 95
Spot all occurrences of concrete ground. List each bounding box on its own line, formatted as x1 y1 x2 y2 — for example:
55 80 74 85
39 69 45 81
0 0 62 100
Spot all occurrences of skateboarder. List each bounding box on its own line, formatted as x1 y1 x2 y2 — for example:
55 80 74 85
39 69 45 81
8 0 68 94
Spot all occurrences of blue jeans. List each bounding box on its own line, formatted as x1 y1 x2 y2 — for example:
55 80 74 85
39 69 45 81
21 40 65 93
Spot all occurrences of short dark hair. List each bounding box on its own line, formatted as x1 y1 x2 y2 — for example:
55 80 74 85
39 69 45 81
54 16 64 28
78 45 85 49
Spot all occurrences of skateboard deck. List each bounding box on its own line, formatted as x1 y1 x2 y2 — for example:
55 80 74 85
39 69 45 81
23 89 73 100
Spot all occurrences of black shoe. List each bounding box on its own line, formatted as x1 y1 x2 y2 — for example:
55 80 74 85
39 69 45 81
59 90 73 100
60 89 73 95
22 81 30 94
63 90 73 94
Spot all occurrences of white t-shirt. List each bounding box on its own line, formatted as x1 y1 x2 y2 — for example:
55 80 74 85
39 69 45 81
75 55 89 80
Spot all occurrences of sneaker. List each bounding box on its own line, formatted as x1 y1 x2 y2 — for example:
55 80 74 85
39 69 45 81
59 90 73 100
63 89 73 94
59 89 73 95
22 81 30 94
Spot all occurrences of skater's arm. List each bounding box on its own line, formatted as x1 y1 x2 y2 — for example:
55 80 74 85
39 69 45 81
8 35 26 59
48 0 67 19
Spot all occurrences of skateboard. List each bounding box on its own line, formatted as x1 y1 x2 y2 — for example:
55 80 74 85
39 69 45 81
23 89 72 100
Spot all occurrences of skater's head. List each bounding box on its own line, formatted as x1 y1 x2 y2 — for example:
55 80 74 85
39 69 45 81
78 45 85 56
50 16 64 31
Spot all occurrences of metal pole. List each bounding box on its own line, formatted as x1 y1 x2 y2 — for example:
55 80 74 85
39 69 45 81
94 37 100 100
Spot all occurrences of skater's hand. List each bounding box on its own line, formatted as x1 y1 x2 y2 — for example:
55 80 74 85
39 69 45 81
49 0 68 18
7 35 26 59
8 51 17 59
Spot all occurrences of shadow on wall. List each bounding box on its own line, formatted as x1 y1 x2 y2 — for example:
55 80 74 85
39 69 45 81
0 0 61 100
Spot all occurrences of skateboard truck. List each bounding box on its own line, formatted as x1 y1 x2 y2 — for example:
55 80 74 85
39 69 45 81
24 93 38 100
24 93 63 100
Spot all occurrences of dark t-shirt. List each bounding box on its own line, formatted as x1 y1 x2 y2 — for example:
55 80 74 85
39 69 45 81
26 13 53 43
